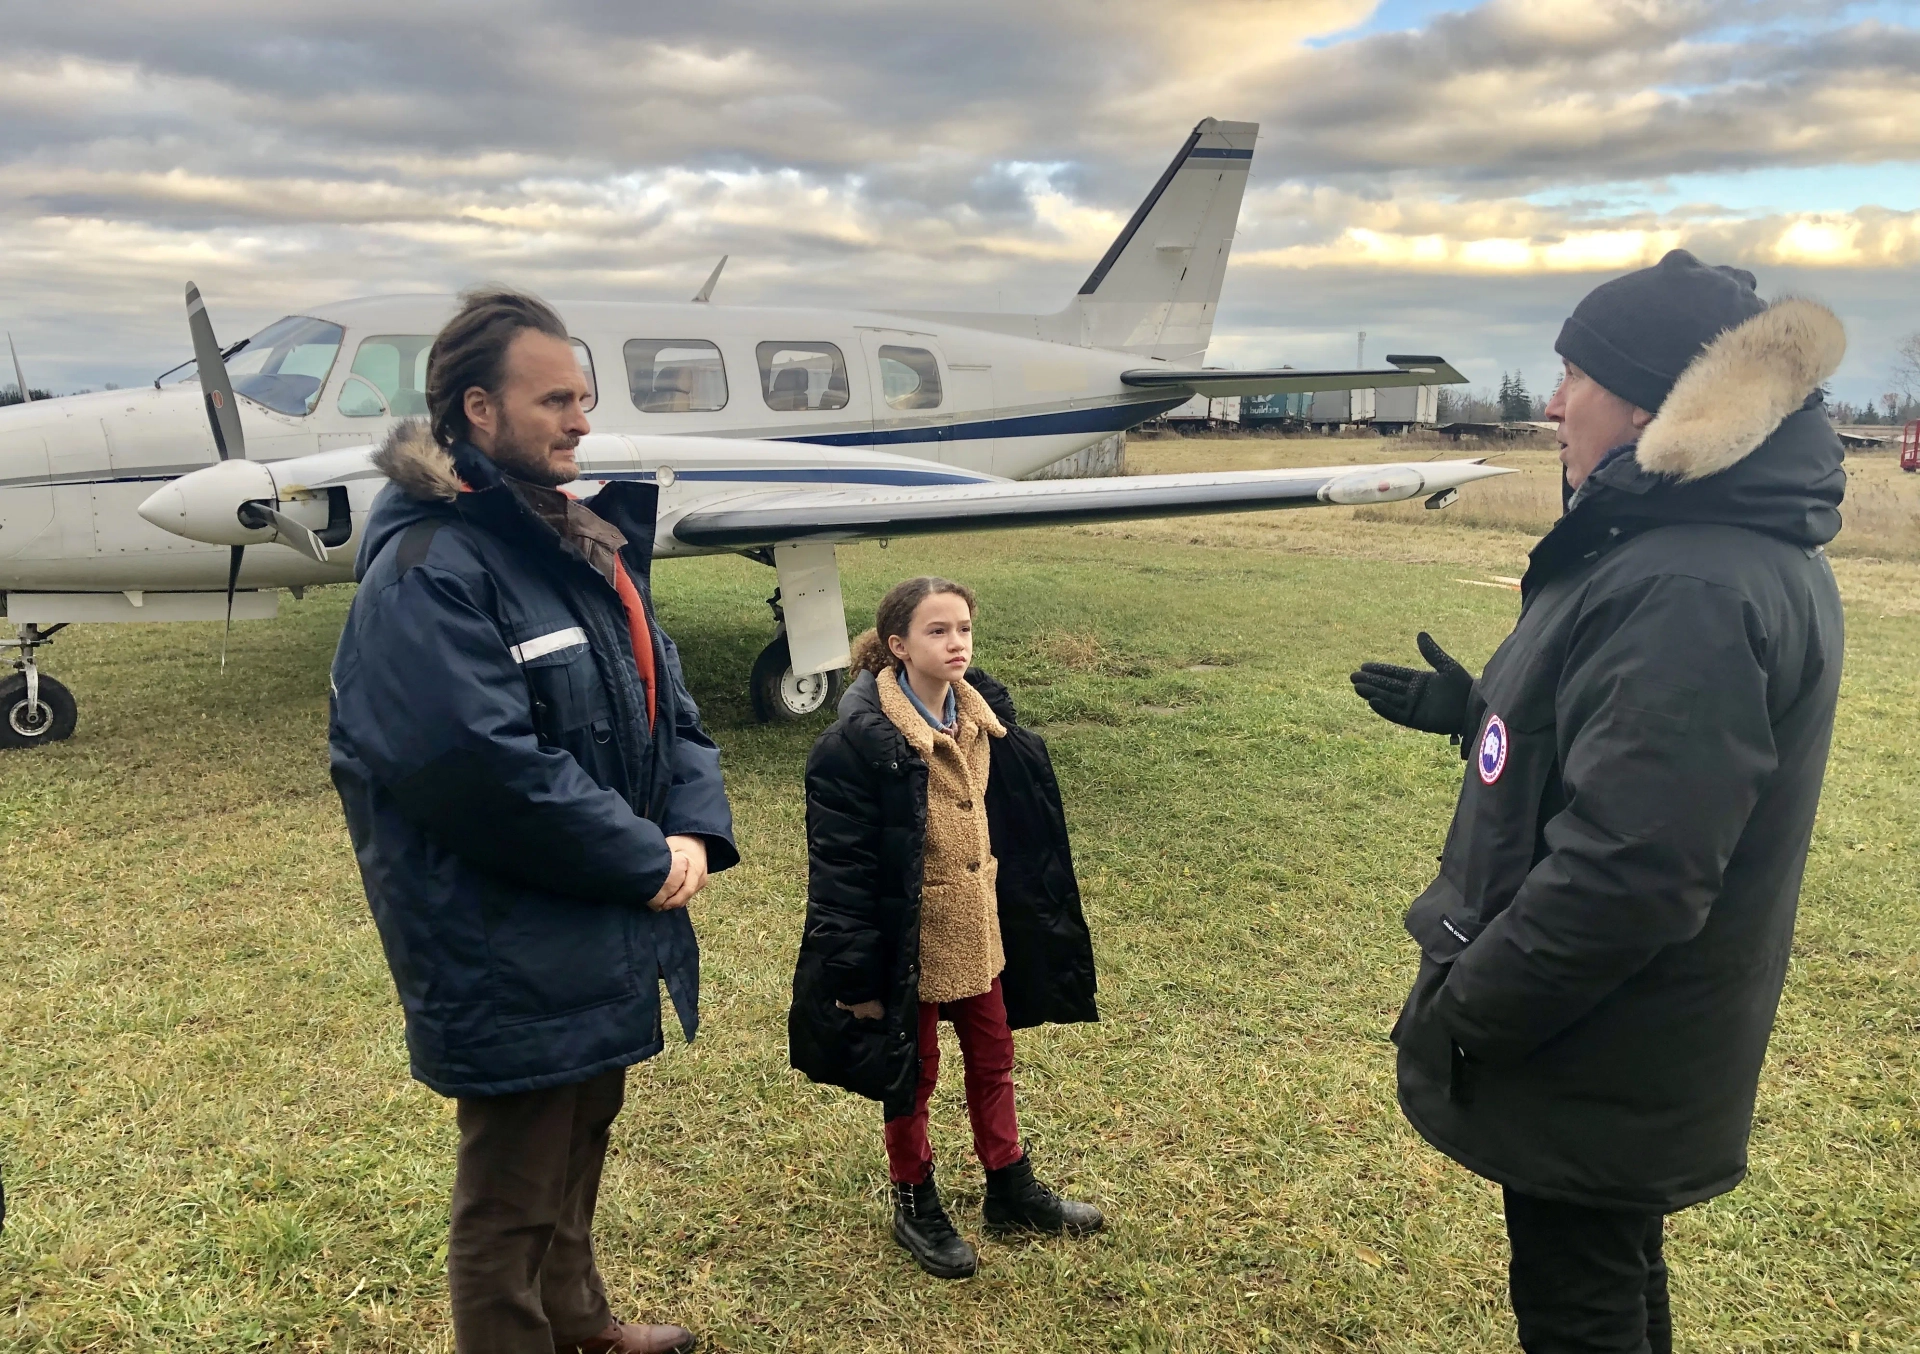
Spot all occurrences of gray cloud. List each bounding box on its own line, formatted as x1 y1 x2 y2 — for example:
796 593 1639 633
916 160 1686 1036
0 0 1913 403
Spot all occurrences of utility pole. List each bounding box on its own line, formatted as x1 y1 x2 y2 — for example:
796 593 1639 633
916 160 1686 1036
1357 330 1366 368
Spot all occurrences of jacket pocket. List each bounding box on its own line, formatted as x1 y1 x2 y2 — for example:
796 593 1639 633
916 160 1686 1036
481 878 632 1025
1398 956 1471 1102
511 628 609 740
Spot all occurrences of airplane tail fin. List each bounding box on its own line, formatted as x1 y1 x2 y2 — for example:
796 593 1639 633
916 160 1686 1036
889 118 1257 362
1059 117 1257 362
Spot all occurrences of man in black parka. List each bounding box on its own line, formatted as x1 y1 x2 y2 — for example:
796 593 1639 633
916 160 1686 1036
330 289 735 1354
1352 252 1846 1353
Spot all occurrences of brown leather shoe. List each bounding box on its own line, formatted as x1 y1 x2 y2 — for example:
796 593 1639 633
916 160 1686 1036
557 1320 696 1354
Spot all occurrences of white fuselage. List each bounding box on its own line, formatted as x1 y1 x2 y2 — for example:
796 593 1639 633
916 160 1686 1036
0 295 1182 593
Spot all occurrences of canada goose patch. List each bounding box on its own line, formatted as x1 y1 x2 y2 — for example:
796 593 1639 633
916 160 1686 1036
1478 715 1510 785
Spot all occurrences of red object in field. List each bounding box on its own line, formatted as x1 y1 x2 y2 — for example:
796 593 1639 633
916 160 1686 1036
1903 420 1920 472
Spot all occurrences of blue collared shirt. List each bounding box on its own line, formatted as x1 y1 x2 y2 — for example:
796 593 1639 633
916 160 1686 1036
895 668 958 736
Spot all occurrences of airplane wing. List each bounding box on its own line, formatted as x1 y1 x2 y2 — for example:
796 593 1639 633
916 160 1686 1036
1121 354 1467 397
670 459 1511 549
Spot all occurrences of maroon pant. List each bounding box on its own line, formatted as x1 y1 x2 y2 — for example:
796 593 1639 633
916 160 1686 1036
884 976 1023 1183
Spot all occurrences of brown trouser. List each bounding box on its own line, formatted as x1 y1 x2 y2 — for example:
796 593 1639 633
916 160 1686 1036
449 1066 626 1353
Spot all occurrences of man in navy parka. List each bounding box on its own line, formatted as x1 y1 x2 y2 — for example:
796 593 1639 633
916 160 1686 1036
329 287 735 1354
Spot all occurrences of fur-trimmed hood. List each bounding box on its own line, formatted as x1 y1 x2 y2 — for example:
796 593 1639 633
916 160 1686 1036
1553 297 1849 559
372 418 462 502
1633 297 1846 482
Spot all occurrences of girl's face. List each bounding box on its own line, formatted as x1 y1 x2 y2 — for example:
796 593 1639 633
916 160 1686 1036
888 592 974 685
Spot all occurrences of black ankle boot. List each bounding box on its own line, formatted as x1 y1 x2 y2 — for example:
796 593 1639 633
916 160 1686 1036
983 1154 1105 1236
891 1169 978 1279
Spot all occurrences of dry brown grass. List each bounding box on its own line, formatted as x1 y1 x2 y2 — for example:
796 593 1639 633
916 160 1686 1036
1130 436 1920 561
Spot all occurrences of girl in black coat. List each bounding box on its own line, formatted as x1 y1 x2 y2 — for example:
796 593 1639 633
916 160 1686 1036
788 576 1104 1279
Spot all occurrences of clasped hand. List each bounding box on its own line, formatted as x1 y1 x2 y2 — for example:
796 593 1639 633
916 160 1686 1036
646 835 711 912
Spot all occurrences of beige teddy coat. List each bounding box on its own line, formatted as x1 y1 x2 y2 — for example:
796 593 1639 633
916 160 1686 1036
875 670 1008 1003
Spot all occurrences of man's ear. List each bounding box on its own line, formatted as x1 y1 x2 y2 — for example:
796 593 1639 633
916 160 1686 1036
1631 405 1655 430
463 385 494 439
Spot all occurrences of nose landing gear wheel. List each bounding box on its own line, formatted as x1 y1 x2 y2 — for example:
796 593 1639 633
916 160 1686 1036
750 636 844 723
0 673 78 748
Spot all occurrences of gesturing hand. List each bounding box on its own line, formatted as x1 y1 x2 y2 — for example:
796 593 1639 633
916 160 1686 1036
836 1000 885 1020
1350 632 1475 737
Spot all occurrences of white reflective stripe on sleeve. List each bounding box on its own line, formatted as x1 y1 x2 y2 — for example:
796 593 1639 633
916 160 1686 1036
509 627 589 663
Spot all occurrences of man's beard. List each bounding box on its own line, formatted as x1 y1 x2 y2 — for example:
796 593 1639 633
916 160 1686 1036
486 408 579 488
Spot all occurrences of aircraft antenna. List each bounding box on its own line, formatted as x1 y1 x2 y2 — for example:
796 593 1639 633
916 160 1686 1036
7 332 31 403
692 255 728 303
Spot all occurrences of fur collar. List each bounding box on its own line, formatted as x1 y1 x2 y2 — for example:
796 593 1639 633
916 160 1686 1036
373 418 462 502
1635 297 1845 482
875 670 1005 758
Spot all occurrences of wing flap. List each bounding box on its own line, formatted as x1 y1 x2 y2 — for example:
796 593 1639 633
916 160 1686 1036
672 460 1511 549
1122 355 1467 397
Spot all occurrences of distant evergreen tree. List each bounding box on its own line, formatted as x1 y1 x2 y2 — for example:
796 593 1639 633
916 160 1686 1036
1499 371 1534 423
0 387 53 406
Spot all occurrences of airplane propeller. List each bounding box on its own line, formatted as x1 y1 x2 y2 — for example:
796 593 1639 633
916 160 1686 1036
183 282 331 667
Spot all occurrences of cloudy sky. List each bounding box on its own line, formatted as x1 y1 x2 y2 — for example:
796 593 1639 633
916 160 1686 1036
2 0 1915 405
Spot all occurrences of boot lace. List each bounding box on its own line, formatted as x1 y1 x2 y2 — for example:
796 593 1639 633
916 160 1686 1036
901 1183 962 1242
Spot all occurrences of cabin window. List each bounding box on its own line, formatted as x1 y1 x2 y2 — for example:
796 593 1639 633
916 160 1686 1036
221 316 344 417
877 345 943 410
757 342 850 412
625 340 728 412
339 334 433 417
569 339 598 412
337 335 595 416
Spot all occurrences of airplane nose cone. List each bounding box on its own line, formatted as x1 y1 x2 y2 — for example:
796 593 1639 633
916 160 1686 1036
137 458 278 545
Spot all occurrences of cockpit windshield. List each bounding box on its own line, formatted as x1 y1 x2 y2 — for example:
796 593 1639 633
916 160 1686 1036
175 316 344 417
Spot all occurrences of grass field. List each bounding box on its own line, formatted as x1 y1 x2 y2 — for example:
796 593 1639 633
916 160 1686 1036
2 440 1916 1351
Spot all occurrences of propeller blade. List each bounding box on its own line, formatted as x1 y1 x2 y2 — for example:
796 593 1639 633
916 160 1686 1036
239 500 331 564
186 282 247 462
7 331 30 403
222 543 244 672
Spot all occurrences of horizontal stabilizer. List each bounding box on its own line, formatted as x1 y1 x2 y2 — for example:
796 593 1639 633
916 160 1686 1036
670 459 1511 549
1122 354 1467 397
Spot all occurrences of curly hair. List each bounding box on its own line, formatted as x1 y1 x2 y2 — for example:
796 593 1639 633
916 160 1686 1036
849 576 977 674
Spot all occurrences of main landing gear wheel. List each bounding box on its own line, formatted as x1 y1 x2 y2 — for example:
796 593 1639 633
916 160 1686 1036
0 673 78 748
750 636 844 723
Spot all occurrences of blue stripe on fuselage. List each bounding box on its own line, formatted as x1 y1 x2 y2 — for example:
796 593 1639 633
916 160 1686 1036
781 397 1186 448
594 467 991 487
5 401 1184 491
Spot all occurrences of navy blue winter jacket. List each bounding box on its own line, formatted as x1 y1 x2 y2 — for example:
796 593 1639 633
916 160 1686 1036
329 423 737 1097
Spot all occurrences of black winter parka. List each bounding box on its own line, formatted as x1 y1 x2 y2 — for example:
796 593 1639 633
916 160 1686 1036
1394 298 1848 1211
789 669 1097 1117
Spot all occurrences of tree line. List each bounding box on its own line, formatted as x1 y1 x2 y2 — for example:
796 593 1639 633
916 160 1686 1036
1435 332 1920 429
1436 372 1548 425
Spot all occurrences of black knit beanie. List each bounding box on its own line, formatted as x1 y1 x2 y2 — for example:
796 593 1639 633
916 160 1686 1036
1554 248 1767 413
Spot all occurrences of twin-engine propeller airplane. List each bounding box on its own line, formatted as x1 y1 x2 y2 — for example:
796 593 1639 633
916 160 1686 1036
0 117 1509 747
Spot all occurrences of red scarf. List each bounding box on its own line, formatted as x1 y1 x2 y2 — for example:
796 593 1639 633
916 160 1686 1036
611 556 658 731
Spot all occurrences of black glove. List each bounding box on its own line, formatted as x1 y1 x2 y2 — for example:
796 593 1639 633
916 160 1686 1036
1350 632 1474 736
